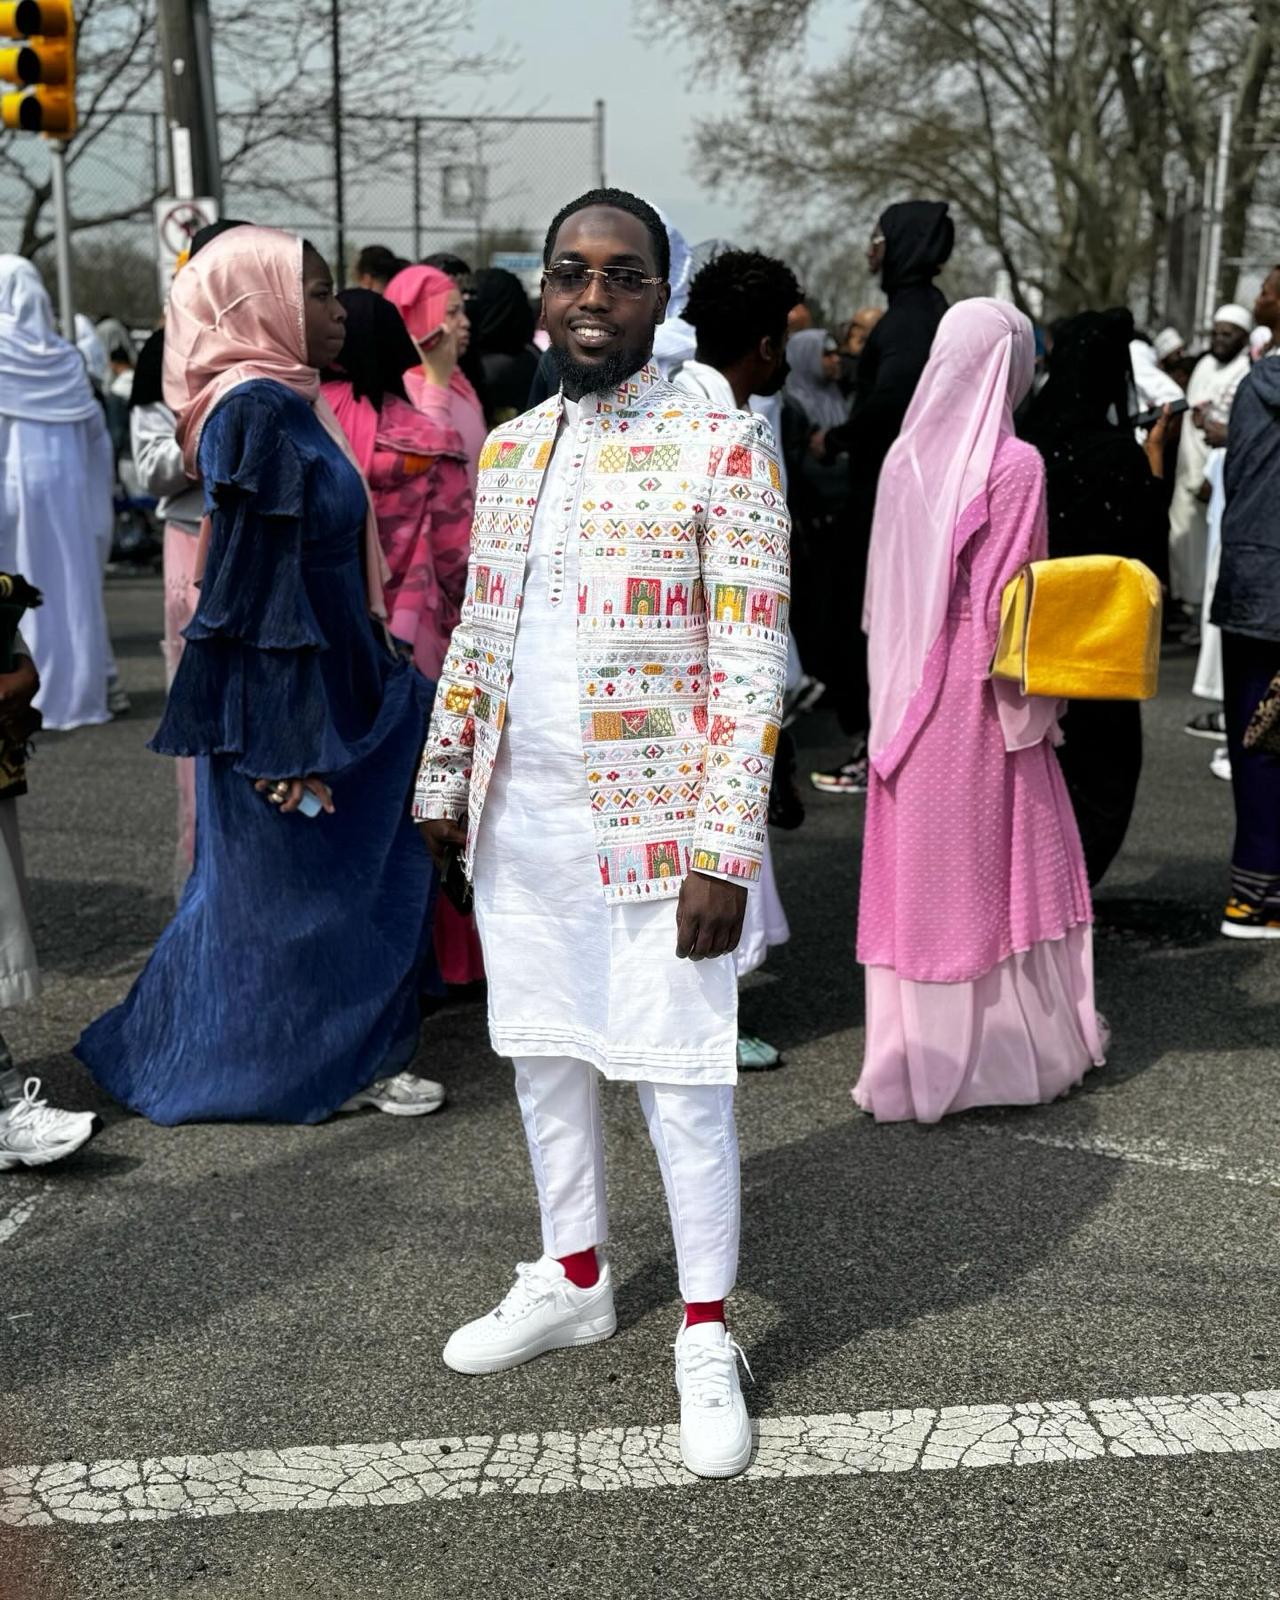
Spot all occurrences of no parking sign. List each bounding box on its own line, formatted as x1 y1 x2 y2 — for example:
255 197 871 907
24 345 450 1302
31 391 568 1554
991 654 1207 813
153 196 219 300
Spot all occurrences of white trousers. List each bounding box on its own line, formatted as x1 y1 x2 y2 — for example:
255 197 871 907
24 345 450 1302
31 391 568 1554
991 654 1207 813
513 1055 740 1303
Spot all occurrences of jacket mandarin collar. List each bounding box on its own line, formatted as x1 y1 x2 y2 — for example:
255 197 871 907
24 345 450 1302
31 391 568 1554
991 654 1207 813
533 359 663 431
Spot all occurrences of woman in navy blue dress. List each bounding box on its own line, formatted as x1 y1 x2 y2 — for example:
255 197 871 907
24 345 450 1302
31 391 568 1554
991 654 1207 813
77 227 442 1124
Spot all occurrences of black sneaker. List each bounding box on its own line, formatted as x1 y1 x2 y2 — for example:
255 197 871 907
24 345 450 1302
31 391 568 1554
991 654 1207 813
810 755 868 795
1185 709 1227 741
1221 897 1280 940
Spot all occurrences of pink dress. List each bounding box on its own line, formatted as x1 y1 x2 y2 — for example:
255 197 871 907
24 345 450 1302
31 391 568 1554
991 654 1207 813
368 395 471 681
856 437 1105 1122
403 368 487 494
367 393 483 988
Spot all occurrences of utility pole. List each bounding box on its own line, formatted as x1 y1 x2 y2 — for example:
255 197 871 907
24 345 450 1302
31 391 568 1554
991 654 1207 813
1201 102 1233 331
330 0 346 284
157 0 222 201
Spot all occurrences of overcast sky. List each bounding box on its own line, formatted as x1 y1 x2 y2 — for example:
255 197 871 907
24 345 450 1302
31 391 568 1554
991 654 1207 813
465 0 844 248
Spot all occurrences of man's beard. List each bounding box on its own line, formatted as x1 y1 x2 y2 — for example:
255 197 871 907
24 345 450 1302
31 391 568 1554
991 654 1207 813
548 341 652 399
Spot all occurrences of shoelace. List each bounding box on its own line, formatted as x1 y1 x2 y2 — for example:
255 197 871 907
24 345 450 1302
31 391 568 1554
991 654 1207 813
675 1335 754 1409
2 1077 64 1138
494 1260 562 1323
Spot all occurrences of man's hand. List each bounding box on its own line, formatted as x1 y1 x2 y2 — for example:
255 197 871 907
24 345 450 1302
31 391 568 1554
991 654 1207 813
1200 416 1228 448
676 871 748 961
419 815 466 865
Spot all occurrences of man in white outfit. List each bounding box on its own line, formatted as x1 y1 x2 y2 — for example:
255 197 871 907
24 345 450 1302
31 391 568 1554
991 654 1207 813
416 189 790 1480
1168 305 1253 613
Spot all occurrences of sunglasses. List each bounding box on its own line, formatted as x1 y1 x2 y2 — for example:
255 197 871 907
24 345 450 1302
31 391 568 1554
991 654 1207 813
543 262 663 301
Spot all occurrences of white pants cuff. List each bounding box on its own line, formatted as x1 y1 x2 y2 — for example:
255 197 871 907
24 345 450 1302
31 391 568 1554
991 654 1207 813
513 1054 740 1303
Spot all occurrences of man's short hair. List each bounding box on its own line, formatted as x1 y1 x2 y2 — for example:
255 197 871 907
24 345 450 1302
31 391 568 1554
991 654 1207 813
356 244 409 282
543 187 670 279
422 252 472 280
683 249 802 368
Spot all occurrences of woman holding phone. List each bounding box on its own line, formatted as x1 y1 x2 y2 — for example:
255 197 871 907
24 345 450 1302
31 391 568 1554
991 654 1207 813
385 264 487 489
77 227 443 1125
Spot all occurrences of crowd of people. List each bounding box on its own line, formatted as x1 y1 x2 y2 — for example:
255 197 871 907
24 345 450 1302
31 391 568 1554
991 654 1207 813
1 182 1278 1481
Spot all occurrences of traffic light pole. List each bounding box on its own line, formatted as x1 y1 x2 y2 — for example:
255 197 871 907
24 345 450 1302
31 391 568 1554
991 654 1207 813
48 140 74 340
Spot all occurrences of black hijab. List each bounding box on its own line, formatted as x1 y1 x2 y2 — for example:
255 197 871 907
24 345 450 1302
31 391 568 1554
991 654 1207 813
1021 309 1163 563
469 268 535 357
322 288 419 410
130 218 252 409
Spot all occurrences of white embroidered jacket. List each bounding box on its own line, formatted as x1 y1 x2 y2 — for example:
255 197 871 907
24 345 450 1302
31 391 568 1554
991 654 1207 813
413 361 791 905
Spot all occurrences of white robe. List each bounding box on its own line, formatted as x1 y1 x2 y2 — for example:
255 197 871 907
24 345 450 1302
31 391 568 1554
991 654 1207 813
0 257 116 731
1168 349 1250 606
0 410 115 730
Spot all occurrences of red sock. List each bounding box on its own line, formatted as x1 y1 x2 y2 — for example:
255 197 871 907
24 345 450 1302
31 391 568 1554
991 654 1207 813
557 1248 599 1289
684 1299 725 1328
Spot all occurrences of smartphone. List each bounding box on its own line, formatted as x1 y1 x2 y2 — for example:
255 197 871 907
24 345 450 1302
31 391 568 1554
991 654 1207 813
1131 396 1189 429
297 789 324 818
417 324 447 355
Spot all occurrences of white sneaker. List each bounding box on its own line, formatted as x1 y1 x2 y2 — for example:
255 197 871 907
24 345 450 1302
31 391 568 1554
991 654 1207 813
0 1078 97 1171
1210 746 1232 782
674 1321 754 1479
340 1071 445 1116
443 1256 616 1375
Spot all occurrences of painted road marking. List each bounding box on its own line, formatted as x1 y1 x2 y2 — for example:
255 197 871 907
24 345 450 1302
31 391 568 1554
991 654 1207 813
3 1389 1278 1527
0 1186 48 1247
974 1126 1280 1190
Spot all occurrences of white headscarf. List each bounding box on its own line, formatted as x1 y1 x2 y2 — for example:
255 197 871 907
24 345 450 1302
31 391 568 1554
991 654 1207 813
652 211 697 378
0 256 101 424
75 312 110 389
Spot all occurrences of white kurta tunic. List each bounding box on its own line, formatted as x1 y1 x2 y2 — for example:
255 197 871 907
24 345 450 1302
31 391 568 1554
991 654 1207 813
472 398 739 1085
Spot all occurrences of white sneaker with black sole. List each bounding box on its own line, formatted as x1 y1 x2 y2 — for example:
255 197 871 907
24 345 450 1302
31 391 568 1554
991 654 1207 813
443 1256 616 1374
0 1078 97 1171
339 1071 445 1116
674 1321 754 1479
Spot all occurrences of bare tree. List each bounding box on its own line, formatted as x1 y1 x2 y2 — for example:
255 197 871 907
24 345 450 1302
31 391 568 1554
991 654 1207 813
642 0 1280 316
0 0 159 257
0 0 515 267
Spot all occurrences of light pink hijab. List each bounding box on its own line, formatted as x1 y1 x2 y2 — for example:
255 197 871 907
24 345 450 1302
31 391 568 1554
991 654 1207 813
864 297 1036 778
163 225 388 618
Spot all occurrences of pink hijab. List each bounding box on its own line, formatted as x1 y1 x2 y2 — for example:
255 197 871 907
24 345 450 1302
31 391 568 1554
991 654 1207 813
864 297 1036 778
163 225 388 618
384 263 485 427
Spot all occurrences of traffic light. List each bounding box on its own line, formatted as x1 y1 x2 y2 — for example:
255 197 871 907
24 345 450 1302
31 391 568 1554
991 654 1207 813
0 1 75 137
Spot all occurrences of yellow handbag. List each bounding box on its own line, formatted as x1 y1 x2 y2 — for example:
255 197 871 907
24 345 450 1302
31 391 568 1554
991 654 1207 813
990 555 1162 700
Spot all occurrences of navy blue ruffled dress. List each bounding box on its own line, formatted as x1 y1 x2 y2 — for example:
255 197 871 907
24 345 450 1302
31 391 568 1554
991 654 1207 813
77 380 436 1124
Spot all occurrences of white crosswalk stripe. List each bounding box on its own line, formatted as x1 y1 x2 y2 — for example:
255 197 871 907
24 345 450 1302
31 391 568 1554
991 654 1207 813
4 1388 1279 1527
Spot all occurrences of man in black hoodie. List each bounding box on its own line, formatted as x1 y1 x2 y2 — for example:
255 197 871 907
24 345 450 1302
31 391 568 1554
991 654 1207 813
1211 264 1280 939
810 200 955 793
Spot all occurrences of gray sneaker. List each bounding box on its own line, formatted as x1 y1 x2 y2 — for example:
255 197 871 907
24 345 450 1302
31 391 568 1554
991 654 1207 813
0 1079 97 1171
340 1071 445 1116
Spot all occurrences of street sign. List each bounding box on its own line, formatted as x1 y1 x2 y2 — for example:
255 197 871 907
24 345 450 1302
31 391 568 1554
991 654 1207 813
490 251 543 295
153 194 218 299
441 164 486 219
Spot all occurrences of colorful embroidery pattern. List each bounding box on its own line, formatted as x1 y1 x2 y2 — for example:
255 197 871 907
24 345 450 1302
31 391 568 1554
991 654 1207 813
414 362 791 904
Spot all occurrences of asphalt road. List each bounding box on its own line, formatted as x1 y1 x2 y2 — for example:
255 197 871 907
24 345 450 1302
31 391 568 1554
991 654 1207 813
1 574 1278 1600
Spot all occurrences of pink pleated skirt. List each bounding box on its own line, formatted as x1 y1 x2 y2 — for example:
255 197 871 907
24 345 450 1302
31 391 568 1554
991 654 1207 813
855 925 1106 1124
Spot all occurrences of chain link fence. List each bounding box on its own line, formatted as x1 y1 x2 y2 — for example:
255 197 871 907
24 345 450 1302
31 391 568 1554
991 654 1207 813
0 106 605 322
